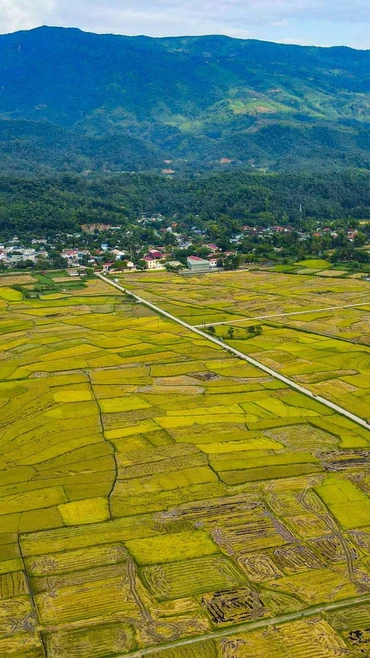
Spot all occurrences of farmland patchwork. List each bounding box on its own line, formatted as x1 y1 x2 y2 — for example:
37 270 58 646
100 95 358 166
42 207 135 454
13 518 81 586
1 274 370 656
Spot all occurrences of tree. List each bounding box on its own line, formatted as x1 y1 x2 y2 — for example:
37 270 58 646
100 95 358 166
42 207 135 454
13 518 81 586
51 255 68 269
207 326 216 336
114 260 128 271
165 262 182 272
227 327 235 340
247 325 262 336
354 232 367 247
331 247 369 264
224 254 241 271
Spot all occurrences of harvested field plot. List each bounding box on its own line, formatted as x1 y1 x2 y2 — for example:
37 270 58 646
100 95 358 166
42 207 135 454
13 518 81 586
1 274 370 656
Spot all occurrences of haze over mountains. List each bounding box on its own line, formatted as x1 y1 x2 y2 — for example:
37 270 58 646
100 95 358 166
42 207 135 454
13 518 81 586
2 26 370 173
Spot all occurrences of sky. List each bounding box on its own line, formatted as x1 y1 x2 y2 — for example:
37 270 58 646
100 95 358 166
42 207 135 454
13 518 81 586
0 0 368 49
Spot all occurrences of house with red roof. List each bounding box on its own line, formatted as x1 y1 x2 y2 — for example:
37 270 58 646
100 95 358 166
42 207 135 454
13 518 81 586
143 256 159 269
148 249 163 259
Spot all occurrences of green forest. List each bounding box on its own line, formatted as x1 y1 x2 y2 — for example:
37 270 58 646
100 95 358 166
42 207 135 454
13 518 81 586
3 28 370 171
1 169 370 238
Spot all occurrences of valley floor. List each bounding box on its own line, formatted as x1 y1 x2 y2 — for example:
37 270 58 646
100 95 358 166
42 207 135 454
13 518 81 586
1 271 370 657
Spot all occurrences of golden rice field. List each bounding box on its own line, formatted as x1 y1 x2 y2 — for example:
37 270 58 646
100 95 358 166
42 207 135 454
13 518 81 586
2 274 370 656
118 270 370 421
118 270 370 344
210 322 370 423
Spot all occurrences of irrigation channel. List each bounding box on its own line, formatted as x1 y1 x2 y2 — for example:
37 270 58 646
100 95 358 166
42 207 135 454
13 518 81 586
97 273 370 432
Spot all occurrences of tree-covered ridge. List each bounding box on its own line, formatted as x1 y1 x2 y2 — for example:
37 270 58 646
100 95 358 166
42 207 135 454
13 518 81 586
2 28 370 171
1 169 370 236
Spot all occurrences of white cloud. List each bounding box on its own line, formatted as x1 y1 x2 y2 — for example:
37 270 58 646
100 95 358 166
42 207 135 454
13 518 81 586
271 20 290 28
0 0 55 32
0 0 369 47
62 0 370 32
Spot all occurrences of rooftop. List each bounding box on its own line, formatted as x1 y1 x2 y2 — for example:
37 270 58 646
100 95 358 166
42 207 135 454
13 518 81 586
187 256 209 262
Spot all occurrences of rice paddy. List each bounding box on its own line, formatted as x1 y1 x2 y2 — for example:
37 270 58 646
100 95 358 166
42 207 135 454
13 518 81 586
117 270 370 344
1 272 370 656
214 323 370 423
116 271 370 423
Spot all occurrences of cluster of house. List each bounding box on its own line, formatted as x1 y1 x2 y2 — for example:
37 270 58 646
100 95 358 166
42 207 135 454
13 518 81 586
142 248 166 270
61 249 91 267
141 244 235 272
59 244 175 271
191 244 235 269
244 225 310 243
348 229 359 242
0 240 48 266
310 227 359 241
311 227 339 239
242 225 293 235
136 214 166 226
242 225 360 243
60 245 133 270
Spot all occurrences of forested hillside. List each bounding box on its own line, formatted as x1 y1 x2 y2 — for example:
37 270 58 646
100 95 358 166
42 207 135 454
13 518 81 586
1 169 370 236
2 27 370 171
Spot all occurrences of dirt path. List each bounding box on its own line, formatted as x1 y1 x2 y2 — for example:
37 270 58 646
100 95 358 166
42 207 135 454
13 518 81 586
119 593 370 657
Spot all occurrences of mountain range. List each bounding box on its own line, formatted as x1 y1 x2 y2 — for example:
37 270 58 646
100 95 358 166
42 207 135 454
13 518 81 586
2 26 370 172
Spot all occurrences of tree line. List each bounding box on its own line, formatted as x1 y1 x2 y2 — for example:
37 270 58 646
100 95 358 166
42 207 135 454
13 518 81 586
0 169 370 239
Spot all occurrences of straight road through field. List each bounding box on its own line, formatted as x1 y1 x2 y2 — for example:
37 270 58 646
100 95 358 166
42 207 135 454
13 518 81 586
97 274 370 431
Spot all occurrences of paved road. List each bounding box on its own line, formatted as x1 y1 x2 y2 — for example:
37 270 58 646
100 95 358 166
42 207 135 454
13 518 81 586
98 274 370 431
120 592 370 657
194 301 370 327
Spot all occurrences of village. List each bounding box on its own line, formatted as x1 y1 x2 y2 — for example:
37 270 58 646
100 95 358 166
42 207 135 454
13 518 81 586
0 213 364 274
